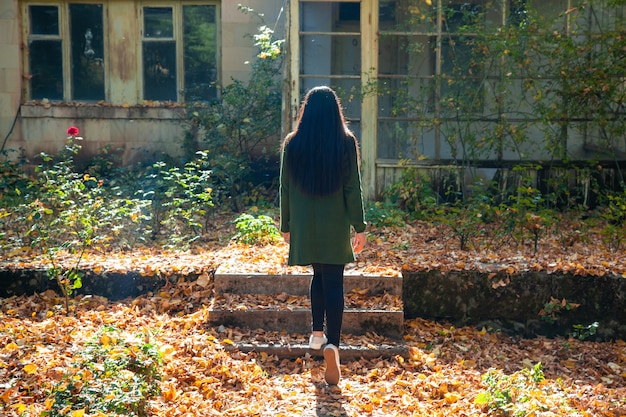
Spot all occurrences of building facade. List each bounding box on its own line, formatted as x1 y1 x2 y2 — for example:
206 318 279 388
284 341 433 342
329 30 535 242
2 0 625 199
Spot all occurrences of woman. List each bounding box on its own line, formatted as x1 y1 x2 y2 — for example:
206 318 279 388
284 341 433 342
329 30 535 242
279 86 367 385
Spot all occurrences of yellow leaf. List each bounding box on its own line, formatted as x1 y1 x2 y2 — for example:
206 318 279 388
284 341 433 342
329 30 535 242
4 342 18 351
100 334 111 346
444 392 461 404
44 398 55 409
10 403 27 413
23 363 38 374
72 409 86 417
163 383 178 401
222 338 234 345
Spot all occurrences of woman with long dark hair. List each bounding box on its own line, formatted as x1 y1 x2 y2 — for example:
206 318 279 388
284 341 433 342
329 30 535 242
280 86 366 385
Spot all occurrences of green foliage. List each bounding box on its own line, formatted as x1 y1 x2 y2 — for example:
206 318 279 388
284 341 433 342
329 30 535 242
231 213 281 245
365 201 406 228
381 166 437 218
474 363 578 417
27 140 109 314
187 8 284 211
137 151 214 247
434 200 487 251
46 326 161 417
539 297 580 324
571 321 599 341
598 190 626 251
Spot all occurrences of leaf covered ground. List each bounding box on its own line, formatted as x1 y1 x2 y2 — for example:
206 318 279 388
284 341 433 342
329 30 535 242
1 213 625 416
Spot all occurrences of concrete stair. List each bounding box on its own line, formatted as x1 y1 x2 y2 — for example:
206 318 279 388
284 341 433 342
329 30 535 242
209 270 407 358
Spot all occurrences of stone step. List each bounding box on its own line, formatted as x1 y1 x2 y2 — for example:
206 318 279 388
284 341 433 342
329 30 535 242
208 307 404 339
213 272 403 296
223 341 409 360
211 272 405 341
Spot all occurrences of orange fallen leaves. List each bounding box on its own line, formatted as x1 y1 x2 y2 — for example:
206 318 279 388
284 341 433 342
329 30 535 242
0 214 625 416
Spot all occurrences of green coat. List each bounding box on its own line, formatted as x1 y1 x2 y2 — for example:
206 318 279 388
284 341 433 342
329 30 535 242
279 148 366 266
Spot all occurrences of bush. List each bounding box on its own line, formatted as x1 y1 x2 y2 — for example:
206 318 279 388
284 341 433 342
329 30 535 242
231 213 281 245
47 326 161 416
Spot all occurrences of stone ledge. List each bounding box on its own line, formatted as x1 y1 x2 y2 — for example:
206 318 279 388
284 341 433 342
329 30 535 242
214 272 403 296
208 308 404 339
20 103 186 120
402 268 626 341
223 342 409 360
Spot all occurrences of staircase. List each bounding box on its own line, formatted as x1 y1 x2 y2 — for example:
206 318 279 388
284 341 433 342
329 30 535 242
208 269 407 359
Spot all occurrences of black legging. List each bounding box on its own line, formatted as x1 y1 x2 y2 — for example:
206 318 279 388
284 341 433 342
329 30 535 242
310 263 345 347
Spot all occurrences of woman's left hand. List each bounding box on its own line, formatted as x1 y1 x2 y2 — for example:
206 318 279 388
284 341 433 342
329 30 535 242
353 232 367 253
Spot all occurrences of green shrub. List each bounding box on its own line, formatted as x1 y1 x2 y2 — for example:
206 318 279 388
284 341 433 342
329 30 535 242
365 201 406 228
187 10 283 211
232 213 281 245
47 326 161 417
475 363 579 416
381 166 437 218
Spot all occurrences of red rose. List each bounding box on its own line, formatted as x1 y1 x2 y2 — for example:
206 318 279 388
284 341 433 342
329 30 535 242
67 126 79 136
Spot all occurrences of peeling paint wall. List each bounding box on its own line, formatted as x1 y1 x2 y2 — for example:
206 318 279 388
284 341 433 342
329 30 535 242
0 0 21 157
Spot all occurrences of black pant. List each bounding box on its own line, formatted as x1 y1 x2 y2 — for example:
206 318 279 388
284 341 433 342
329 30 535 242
310 263 345 347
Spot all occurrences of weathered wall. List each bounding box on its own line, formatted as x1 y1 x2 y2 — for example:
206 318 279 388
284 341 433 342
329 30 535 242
0 0 21 155
0 0 286 165
402 268 626 341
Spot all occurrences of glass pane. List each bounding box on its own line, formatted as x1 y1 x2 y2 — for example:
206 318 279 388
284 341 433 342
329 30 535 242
378 34 431 76
143 41 177 101
300 2 361 76
183 5 217 102
70 4 104 101
300 34 361 76
442 1 483 33
144 7 173 38
29 40 63 100
379 0 437 33
30 5 59 35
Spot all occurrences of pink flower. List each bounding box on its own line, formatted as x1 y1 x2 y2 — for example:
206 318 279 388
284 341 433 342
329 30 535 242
67 126 79 137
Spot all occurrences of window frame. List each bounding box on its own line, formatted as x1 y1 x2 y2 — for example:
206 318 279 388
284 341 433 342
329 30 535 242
21 0 220 105
140 1 220 103
22 1 109 102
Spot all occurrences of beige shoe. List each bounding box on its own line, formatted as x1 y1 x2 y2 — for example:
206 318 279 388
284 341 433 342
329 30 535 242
309 334 328 350
323 344 341 385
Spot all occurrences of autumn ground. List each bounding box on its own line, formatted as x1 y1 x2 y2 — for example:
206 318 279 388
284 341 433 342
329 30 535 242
1 213 625 416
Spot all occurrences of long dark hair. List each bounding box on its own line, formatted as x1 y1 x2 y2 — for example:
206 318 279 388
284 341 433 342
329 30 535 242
282 86 360 196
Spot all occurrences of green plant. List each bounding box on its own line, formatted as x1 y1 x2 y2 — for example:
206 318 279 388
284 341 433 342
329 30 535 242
188 7 284 211
137 151 214 248
598 190 626 252
365 200 406 228
435 202 485 251
475 363 552 416
571 321 599 341
381 166 437 218
27 128 109 314
46 325 162 416
232 213 280 245
539 297 580 324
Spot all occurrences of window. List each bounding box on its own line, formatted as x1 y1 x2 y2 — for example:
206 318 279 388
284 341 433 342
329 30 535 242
298 1 362 136
142 4 218 102
23 1 218 104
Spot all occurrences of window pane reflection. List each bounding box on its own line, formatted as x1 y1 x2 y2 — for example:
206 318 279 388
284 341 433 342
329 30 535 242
70 4 104 101
30 5 59 35
183 5 217 102
30 40 63 100
144 7 173 38
143 42 177 101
